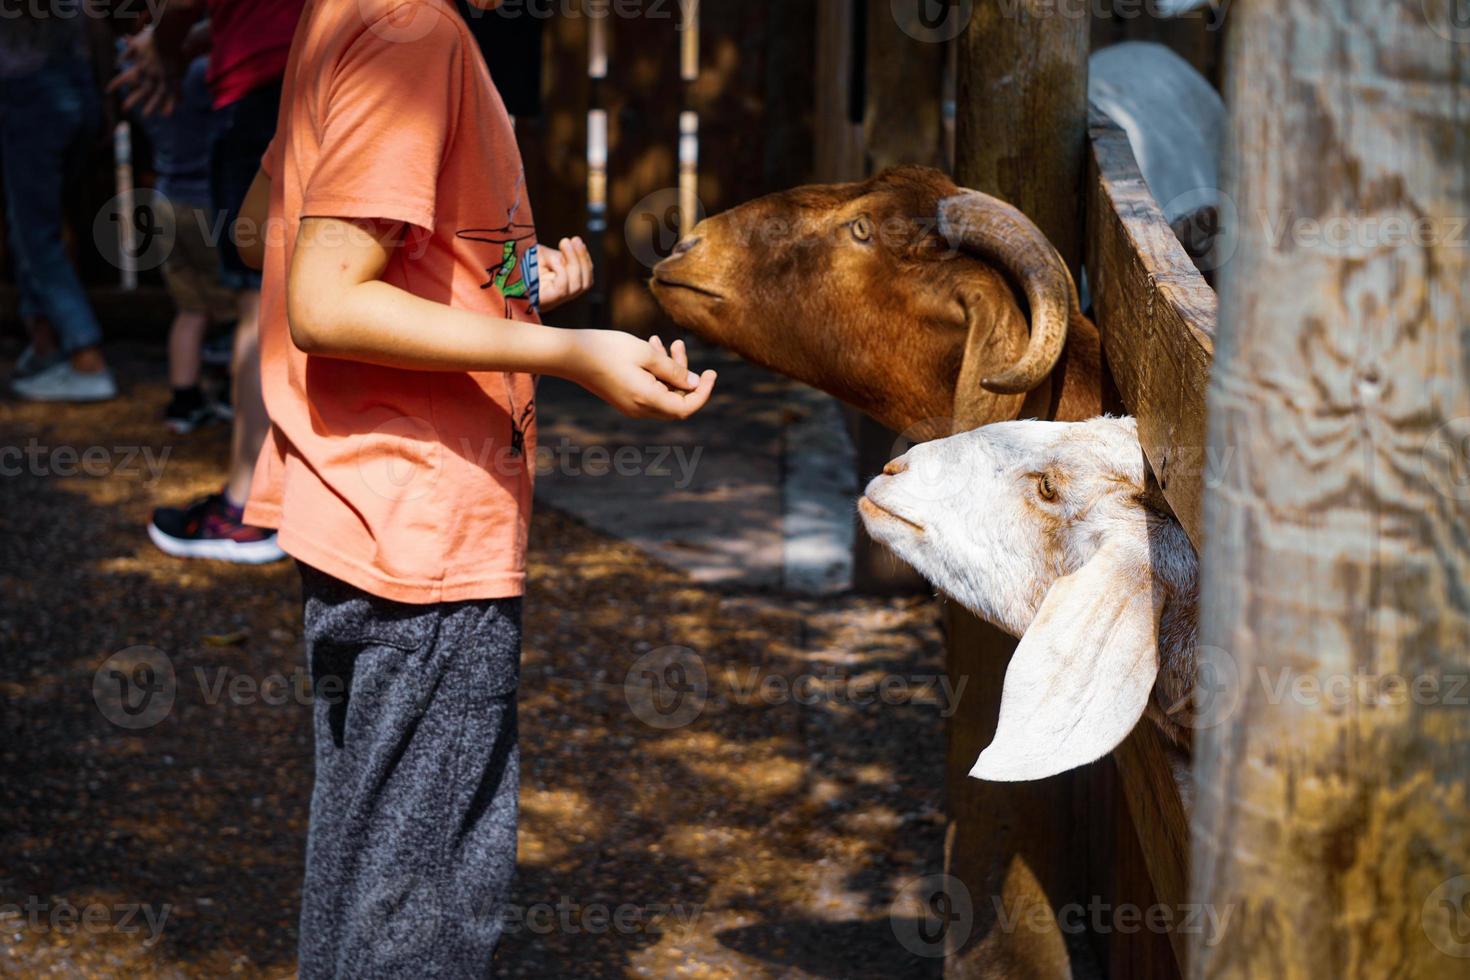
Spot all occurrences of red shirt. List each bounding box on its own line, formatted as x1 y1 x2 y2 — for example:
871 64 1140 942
206 0 306 108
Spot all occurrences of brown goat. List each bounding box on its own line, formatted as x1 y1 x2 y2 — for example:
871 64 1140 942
650 166 1110 436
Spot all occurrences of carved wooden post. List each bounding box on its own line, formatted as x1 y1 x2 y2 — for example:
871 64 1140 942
948 3 1092 977
956 0 1089 274
1193 0 1470 976
814 0 864 182
864 0 944 171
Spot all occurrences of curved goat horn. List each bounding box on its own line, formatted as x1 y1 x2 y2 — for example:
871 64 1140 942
938 191 1077 395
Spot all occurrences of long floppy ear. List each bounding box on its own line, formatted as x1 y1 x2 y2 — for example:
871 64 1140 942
969 541 1160 782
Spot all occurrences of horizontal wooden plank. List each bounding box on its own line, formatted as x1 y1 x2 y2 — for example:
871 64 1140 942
1114 722 1193 970
1083 104 1215 978
1084 106 1217 550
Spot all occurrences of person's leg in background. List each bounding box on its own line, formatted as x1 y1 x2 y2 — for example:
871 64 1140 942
163 305 211 431
211 81 280 510
2 56 116 401
10 257 62 378
224 287 266 504
160 203 234 433
148 81 283 563
166 306 209 399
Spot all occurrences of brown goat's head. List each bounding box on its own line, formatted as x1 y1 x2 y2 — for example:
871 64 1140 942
650 166 1079 435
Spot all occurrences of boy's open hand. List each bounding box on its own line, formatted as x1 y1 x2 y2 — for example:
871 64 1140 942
538 237 593 312
569 332 716 420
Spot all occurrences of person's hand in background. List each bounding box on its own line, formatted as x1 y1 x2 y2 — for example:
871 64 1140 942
109 28 179 117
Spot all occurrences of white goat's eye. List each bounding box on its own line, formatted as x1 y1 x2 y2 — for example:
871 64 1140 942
1037 472 1059 502
850 216 873 243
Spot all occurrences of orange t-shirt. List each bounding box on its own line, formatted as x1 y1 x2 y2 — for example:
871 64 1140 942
245 0 540 603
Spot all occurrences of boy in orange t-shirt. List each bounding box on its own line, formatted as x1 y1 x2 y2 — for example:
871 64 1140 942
233 0 716 973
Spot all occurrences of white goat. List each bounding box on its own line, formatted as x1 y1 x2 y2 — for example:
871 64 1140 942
858 417 1198 782
1089 41 1225 268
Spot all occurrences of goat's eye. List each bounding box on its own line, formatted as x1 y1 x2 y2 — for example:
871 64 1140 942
1036 472 1059 502
850 216 873 243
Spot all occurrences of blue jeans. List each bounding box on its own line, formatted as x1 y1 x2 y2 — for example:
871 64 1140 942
0 56 103 353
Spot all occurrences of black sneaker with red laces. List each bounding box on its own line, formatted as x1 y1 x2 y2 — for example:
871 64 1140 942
147 491 286 564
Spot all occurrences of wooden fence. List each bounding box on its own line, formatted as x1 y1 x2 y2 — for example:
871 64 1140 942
516 0 814 337
679 2 1226 973
6 5 1462 974
518 8 1227 974
1083 104 1212 979
928 3 1468 978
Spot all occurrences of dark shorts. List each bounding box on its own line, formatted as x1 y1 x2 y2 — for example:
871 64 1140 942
160 202 237 319
209 80 282 292
297 562 523 978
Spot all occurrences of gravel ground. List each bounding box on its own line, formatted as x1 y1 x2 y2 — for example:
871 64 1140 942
0 343 947 978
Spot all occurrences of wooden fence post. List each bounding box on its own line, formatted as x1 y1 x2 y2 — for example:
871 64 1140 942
814 0 865 182
955 0 1089 275
947 3 1092 977
863 0 944 171
1193 0 1470 976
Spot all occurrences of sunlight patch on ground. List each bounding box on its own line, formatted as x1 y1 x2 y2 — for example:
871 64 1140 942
518 787 600 866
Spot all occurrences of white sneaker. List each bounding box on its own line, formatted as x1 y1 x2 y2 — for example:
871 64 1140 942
14 345 63 379
11 361 118 402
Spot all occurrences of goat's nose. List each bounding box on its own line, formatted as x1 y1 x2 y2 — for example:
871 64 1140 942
883 459 908 476
670 235 701 257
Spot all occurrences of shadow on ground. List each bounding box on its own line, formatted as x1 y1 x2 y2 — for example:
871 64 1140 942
0 343 946 978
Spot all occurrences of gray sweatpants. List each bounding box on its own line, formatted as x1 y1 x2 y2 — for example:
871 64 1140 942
297 563 522 979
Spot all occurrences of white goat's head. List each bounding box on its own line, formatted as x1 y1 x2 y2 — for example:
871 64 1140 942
858 417 1198 781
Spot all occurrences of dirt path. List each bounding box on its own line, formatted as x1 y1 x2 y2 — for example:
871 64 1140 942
1 343 947 978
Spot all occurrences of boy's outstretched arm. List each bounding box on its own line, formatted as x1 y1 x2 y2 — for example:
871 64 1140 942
287 215 717 421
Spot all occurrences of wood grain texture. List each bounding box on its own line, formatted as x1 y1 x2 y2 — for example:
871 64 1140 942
1113 724 1193 972
1103 751 1189 980
944 609 1086 979
948 6 1095 978
1192 1 1470 976
1084 101 1214 980
1085 107 1218 549
604 1 684 335
863 0 944 170
955 0 1090 275
814 0 864 181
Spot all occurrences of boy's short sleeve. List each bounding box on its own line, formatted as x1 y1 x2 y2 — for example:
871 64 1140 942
300 10 464 232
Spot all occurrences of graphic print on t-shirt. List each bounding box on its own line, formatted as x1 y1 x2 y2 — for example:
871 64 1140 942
455 172 539 457
456 171 540 319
